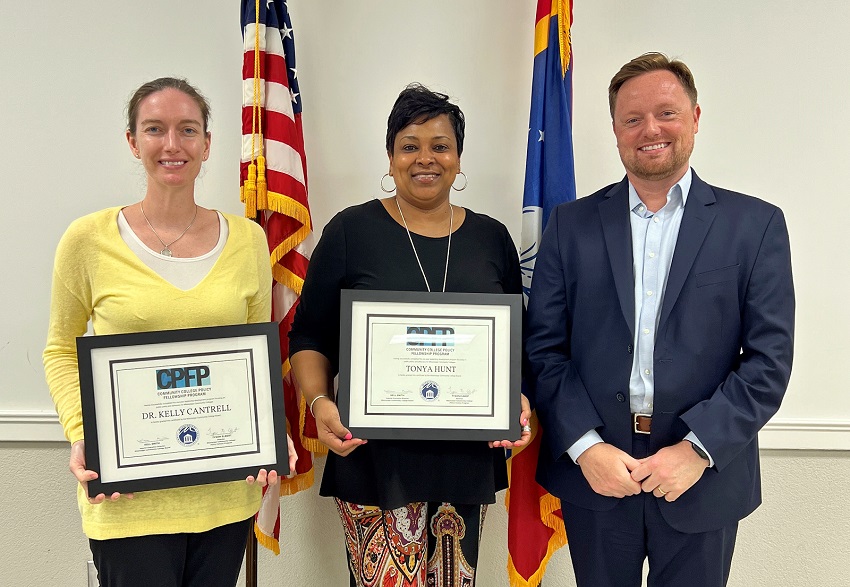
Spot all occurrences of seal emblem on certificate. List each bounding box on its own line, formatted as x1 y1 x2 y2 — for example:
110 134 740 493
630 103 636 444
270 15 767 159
420 381 440 401
177 424 200 446
338 290 522 441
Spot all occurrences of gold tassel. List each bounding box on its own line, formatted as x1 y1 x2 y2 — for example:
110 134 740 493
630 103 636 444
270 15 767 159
558 0 571 76
242 162 258 218
257 155 268 211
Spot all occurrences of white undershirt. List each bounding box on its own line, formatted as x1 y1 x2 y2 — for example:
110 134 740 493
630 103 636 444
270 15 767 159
117 210 228 290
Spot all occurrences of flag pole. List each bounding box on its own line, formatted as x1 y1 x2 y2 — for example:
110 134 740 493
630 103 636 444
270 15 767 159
244 5 261 585
246 530 258 587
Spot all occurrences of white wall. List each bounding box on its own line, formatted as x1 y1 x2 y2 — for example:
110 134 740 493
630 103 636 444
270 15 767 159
1 0 848 585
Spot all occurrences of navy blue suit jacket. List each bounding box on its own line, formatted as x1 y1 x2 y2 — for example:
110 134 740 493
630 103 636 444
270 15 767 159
525 171 794 533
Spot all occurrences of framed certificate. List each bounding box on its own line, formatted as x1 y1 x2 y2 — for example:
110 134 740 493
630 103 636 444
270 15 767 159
77 322 288 495
338 290 522 441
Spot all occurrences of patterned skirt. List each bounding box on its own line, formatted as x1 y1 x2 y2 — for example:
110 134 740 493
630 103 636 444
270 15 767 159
334 499 488 587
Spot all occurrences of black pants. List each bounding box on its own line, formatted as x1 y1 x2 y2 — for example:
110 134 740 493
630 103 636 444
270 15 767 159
562 435 737 587
89 517 253 587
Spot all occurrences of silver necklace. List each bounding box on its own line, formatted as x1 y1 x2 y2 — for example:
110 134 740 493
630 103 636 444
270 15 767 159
394 197 452 292
139 201 198 257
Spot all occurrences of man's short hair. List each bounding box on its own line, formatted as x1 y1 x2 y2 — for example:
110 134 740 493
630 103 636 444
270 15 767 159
608 52 698 118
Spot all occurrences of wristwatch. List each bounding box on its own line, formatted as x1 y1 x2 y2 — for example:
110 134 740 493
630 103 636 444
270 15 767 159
688 440 710 462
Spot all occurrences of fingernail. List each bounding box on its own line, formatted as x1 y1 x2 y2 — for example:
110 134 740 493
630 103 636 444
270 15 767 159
344 432 353 440
522 419 529 425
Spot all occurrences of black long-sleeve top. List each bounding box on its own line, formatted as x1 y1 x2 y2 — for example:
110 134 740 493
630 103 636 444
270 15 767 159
289 199 522 508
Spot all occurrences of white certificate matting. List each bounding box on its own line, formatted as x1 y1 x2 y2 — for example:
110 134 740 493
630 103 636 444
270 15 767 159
339 290 521 441
78 323 287 493
366 317 493 414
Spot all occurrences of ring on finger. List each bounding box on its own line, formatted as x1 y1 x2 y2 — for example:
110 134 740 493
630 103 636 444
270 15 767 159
657 487 668 497
521 425 532 433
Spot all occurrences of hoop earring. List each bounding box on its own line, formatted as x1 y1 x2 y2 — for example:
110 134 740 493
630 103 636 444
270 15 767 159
452 171 468 192
380 173 396 193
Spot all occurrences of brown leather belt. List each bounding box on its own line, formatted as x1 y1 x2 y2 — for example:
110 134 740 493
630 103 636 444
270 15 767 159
633 414 652 434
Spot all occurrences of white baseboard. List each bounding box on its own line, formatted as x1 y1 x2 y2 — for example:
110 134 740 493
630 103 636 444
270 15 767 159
0 410 66 442
759 418 850 450
1 410 848 450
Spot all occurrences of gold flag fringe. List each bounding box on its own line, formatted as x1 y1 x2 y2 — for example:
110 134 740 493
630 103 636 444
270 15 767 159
281 359 328 456
506 491 567 587
262 188 312 228
273 266 305 301
505 416 568 587
253 467 315 556
299 393 329 455
254 523 281 556
279 466 315 497
263 189 312 294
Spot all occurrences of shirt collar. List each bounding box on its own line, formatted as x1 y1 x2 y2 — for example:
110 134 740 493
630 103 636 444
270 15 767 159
628 167 693 215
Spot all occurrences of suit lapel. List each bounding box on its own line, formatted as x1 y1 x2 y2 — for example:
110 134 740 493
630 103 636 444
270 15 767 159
658 172 717 331
599 178 635 338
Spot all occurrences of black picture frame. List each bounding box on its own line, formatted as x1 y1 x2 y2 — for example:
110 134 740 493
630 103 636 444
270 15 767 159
338 290 522 441
77 322 288 495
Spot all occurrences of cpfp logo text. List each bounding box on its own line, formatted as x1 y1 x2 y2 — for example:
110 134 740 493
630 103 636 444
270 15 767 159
406 326 455 347
156 366 210 389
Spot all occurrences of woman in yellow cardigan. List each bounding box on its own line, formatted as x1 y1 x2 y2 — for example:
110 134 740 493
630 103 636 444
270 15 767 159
43 77 296 586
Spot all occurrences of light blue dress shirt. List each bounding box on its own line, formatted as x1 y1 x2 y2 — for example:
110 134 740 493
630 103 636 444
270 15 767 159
566 168 714 466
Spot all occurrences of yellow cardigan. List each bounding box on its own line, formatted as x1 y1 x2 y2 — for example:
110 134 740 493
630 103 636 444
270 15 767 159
44 207 272 540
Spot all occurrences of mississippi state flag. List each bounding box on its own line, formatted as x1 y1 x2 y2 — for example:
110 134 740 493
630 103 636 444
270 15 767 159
508 1 575 585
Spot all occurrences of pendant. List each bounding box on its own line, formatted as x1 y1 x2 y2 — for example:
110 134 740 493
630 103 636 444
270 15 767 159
160 248 173 257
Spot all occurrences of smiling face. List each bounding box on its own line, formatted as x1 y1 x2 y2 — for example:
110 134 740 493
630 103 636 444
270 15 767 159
388 114 460 209
612 70 700 185
126 88 211 191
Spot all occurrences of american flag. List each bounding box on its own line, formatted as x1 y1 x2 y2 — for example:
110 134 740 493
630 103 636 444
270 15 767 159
240 0 322 554
507 0 574 585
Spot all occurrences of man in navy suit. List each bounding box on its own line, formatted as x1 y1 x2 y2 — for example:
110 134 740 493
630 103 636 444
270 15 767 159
526 53 794 586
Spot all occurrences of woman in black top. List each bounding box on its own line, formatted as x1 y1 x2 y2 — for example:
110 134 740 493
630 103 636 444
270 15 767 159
289 84 530 587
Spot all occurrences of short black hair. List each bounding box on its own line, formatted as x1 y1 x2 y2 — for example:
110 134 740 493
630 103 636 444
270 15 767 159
385 83 465 155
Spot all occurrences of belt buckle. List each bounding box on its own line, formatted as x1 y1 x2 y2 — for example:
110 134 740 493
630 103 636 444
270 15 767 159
633 413 652 435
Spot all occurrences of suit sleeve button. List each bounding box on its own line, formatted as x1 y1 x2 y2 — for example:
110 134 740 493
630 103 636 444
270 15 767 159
616 393 626 402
